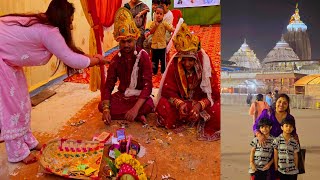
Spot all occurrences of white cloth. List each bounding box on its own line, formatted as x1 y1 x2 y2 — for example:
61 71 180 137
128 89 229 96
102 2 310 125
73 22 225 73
124 49 147 97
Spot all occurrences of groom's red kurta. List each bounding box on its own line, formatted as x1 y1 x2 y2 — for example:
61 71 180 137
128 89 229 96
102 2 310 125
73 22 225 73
99 48 154 119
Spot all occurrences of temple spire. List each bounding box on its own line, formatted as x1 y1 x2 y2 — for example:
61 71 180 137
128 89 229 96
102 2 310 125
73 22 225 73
287 2 307 32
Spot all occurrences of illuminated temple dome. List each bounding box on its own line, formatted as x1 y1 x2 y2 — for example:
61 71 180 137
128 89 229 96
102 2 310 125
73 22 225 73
263 36 299 63
262 35 306 70
228 39 261 69
284 3 311 60
287 3 307 32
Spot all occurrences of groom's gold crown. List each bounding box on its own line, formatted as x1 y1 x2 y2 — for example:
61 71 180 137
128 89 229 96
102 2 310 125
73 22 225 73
113 7 140 42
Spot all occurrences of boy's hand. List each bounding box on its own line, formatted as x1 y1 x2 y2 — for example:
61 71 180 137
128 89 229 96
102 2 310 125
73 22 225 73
293 134 299 144
262 163 271 171
257 132 266 147
250 162 257 172
136 12 142 18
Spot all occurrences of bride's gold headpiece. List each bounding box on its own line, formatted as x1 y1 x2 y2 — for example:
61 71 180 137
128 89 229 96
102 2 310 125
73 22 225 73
173 23 200 55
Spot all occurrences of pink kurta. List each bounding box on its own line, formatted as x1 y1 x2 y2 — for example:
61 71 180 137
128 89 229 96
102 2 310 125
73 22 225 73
249 101 269 123
99 48 154 120
0 16 90 162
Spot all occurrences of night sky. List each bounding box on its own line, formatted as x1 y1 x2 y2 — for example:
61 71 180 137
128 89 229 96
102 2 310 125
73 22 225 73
221 0 320 61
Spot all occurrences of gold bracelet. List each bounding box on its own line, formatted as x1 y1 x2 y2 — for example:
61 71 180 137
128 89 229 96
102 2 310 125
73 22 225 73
176 100 184 109
101 100 110 111
199 101 206 111
103 108 110 113
102 106 110 112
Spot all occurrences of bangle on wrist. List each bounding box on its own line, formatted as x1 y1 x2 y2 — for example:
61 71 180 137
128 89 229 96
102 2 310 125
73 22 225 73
101 100 110 111
103 108 110 113
102 105 110 111
199 100 206 111
174 98 184 109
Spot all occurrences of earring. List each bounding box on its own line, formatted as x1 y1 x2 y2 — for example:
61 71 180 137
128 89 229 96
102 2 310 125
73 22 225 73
118 52 121 57
134 45 138 55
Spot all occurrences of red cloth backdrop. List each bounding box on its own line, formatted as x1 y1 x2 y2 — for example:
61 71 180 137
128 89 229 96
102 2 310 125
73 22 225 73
86 0 122 97
96 0 122 28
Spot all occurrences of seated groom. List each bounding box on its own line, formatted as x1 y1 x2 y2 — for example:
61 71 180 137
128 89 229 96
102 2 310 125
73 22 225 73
99 8 154 125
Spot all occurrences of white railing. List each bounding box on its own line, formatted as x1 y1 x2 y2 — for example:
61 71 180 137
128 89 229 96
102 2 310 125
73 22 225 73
221 93 320 109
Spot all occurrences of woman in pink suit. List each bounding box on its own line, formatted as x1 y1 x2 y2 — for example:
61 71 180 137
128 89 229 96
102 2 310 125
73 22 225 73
0 0 108 164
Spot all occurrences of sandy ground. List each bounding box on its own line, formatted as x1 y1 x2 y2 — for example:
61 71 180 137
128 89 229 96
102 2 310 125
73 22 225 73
221 104 320 180
0 82 220 180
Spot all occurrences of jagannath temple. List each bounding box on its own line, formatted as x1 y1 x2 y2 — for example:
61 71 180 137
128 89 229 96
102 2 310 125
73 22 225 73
262 35 302 70
228 39 261 69
222 3 319 96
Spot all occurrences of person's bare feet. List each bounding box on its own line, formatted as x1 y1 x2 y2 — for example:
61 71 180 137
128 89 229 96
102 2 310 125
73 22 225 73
22 153 37 164
33 143 43 151
30 143 43 151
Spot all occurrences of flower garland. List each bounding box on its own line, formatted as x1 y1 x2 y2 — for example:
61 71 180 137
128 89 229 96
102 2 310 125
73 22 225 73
115 153 147 180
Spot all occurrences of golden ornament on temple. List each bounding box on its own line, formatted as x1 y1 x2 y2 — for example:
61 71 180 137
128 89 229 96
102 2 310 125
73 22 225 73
289 3 302 24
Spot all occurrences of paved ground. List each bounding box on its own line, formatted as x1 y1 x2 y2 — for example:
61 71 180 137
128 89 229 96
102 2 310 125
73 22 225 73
221 104 320 180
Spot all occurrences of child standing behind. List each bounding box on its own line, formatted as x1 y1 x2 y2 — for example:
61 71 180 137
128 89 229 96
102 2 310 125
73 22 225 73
249 118 274 180
273 118 300 180
149 5 175 75
143 0 159 54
